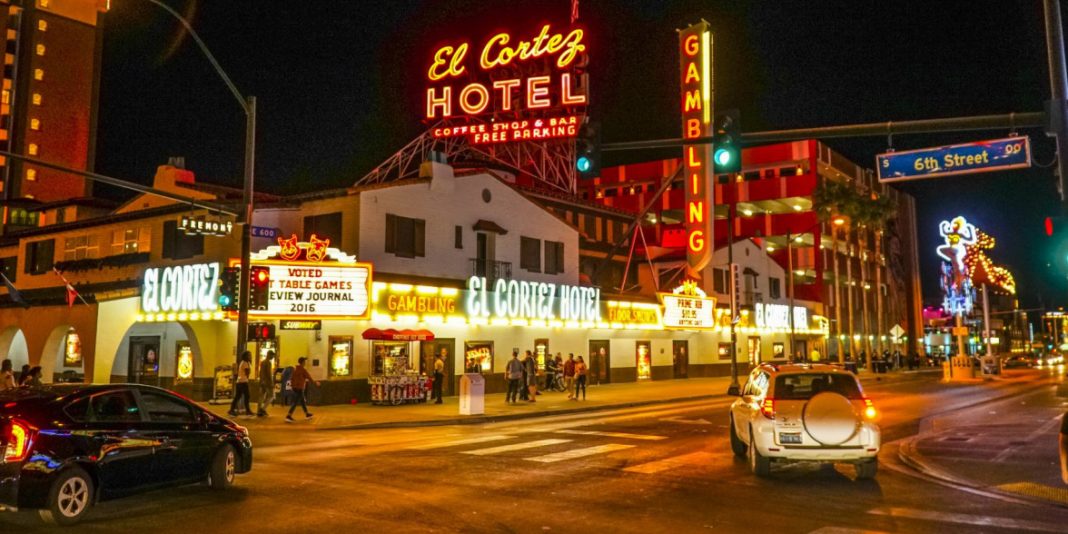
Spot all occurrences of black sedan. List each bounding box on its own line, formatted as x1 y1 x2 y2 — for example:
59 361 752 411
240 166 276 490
0 384 252 526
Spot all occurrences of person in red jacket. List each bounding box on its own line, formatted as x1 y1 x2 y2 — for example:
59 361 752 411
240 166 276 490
286 357 320 422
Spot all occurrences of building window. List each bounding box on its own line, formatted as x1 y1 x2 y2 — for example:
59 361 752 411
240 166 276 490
63 235 98 261
112 227 150 254
25 168 36 181
384 213 424 258
33 68 43 81
712 268 727 294
37 19 47 31
520 236 541 272
543 240 564 274
303 212 342 244
32 93 41 105
769 277 782 299
1 90 8 104
27 143 38 156
162 220 203 260
0 256 16 283
454 225 462 249
24 239 54 274
35 44 44 56
30 118 40 130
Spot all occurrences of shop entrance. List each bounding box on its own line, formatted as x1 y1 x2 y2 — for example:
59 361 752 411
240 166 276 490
421 339 455 396
588 340 610 385
128 336 161 385
672 340 689 379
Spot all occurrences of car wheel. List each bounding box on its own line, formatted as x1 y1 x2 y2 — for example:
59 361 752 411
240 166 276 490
208 444 237 490
729 417 747 458
748 427 771 477
856 459 878 480
38 467 94 526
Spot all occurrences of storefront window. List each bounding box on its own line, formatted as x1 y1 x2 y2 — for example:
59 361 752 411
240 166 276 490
718 343 731 361
63 330 81 367
329 336 353 378
772 342 785 360
257 339 278 377
748 337 761 365
534 338 549 369
373 341 412 376
175 341 194 383
464 341 493 373
636 341 651 380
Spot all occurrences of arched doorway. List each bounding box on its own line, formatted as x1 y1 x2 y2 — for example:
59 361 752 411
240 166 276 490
40 324 86 384
0 327 29 373
110 322 203 390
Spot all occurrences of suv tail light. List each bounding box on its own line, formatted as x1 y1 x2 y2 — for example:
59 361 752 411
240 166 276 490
862 398 877 419
3 420 34 463
760 398 776 419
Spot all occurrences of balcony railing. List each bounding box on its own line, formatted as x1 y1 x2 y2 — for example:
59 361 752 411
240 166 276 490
470 258 512 283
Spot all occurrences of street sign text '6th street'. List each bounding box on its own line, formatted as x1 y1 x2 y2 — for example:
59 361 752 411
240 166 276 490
876 136 1031 183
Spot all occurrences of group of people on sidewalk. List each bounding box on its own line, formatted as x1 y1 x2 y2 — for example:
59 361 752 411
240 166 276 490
0 359 43 390
505 350 588 403
227 350 320 422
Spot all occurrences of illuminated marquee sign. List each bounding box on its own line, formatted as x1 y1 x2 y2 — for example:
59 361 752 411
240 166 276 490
141 262 221 314
425 24 589 145
680 21 714 277
659 281 716 330
466 276 601 323
754 303 809 330
179 215 233 237
242 236 373 320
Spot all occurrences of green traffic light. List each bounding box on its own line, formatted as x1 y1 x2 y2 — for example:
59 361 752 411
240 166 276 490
577 156 592 173
714 148 733 166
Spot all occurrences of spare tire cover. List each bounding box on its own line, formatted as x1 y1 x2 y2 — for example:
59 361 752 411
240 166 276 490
802 392 860 445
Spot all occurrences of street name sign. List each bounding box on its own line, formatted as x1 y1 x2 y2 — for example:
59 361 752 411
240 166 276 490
876 137 1030 183
252 226 280 239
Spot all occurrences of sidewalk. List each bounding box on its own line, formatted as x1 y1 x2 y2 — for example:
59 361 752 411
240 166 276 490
200 366 934 431
898 378 1068 508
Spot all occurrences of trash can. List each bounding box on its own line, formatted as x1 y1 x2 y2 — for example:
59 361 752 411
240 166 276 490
459 373 485 416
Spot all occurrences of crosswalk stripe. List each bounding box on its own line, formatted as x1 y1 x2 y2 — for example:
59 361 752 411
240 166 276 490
623 451 714 474
526 443 635 463
554 430 667 441
462 439 572 456
867 507 1066 533
407 435 516 450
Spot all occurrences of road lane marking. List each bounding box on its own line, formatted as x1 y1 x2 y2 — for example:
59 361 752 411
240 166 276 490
623 451 714 474
526 443 635 463
407 435 516 450
660 416 712 425
462 439 572 456
554 430 667 441
867 507 1066 532
996 482 1068 505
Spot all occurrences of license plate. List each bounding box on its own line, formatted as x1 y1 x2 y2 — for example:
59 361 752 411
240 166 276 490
779 432 802 444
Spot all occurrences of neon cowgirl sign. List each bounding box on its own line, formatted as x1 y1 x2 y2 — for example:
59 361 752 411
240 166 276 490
425 24 589 144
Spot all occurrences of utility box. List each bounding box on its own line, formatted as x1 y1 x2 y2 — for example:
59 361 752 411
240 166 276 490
459 373 485 415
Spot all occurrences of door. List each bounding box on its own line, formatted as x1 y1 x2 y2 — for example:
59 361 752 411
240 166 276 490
636 341 652 380
128 336 161 385
135 389 215 484
673 340 689 379
422 339 455 396
588 340 610 384
74 390 158 498
476 233 489 277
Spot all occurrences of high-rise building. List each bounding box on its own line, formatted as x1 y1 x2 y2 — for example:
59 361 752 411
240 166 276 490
0 0 107 210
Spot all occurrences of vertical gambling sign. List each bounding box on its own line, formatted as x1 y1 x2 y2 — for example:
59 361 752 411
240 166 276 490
679 21 714 276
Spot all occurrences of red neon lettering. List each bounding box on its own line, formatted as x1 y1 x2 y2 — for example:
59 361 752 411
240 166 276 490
427 44 468 81
426 87 452 118
683 34 699 57
492 79 520 111
560 73 587 105
686 119 701 139
459 83 490 114
527 76 551 108
688 201 704 223
688 230 705 253
685 62 700 84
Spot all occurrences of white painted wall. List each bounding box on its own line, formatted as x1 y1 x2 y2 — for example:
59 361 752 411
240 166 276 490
359 164 579 285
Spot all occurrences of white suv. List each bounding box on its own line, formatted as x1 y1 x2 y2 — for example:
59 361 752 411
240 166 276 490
729 363 881 478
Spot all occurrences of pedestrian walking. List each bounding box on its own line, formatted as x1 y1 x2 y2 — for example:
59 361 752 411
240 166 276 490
0 359 15 391
563 353 576 399
228 351 253 417
286 357 319 422
519 351 530 401
432 350 445 404
524 350 538 402
544 352 558 392
574 356 588 401
506 350 523 403
256 351 276 417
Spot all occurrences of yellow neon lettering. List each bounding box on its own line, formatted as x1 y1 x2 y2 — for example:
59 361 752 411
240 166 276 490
686 119 701 139
560 73 587 105
492 79 520 111
690 172 700 193
684 89 702 112
426 86 452 118
527 76 551 108
685 62 700 84
459 83 489 114
480 25 586 71
687 146 702 167
683 34 699 56
427 43 467 81
688 201 704 223
689 230 705 252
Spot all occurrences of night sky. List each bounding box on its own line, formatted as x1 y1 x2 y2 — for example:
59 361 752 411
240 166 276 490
94 0 1065 310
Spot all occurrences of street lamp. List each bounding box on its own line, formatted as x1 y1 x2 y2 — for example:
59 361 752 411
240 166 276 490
140 0 256 364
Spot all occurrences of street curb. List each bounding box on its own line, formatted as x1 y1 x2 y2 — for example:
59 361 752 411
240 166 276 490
320 393 721 431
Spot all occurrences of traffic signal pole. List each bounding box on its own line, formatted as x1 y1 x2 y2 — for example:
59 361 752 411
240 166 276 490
1043 0 1068 207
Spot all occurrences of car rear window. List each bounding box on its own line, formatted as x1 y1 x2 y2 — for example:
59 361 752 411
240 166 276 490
774 373 863 400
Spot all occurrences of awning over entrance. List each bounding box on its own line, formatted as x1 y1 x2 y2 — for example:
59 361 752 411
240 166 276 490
361 328 435 341
473 219 508 234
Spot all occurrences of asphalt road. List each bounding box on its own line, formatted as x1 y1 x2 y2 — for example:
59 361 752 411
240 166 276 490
3 370 1068 533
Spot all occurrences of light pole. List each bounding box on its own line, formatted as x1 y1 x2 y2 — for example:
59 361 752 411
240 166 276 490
784 219 829 362
141 0 256 363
